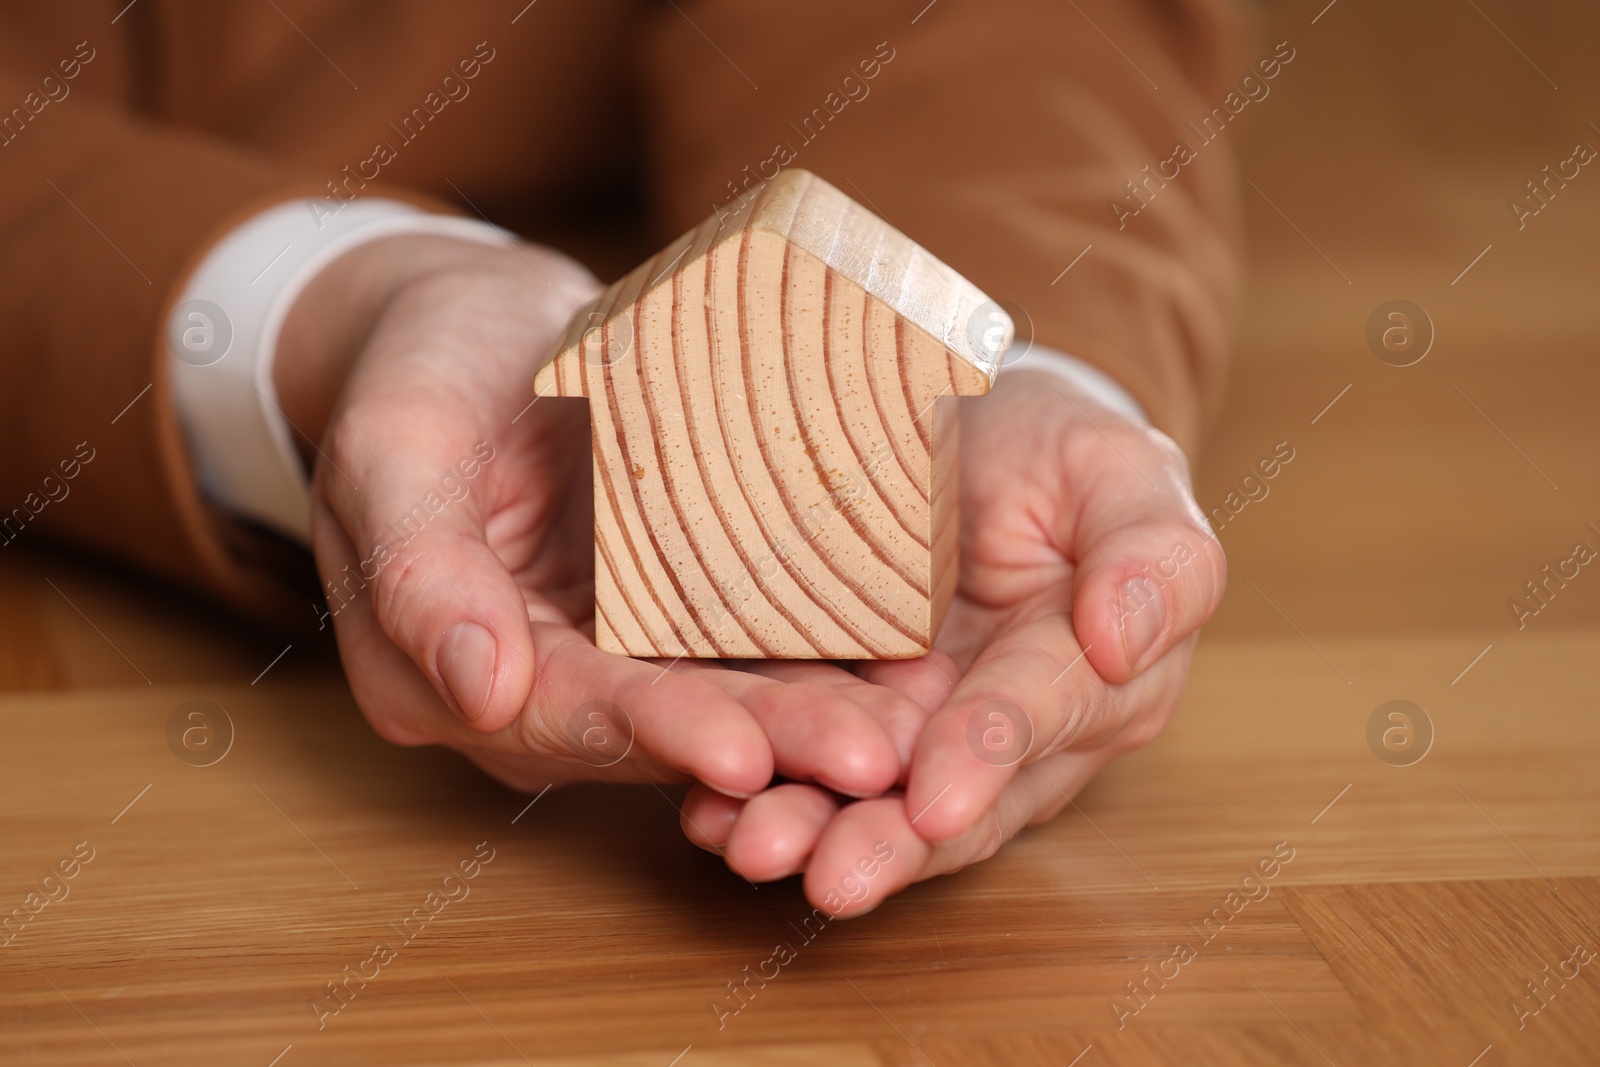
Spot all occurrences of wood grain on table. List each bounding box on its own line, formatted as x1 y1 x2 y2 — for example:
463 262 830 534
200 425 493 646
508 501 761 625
3 1 1599 1063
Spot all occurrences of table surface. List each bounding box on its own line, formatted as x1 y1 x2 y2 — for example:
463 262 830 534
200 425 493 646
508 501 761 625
4 2 1599 1065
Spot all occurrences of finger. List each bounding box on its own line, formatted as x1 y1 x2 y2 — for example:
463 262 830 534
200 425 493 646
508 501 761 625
337 599 778 797
517 625 776 797
315 512 468 749
317 405 536 734
853 652 960 772
680 783 746 852
853 650 961 715
730 656 952 785
320 509 775 796
723 783 840 881
748 650 958 720
902 586 1186 845
802 796 927 919
678 666 903 798
320 525 653 794
804 749 1112 918
1064 423 1226 683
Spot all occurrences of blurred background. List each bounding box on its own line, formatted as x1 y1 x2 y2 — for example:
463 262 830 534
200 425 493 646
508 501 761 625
1203 0 1600 644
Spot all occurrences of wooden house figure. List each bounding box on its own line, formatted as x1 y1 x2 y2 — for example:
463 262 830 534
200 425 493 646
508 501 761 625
534 169 1011 659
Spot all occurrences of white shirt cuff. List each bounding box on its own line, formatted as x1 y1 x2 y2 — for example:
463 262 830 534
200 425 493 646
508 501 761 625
167 199 512 545
1001 344 1149 424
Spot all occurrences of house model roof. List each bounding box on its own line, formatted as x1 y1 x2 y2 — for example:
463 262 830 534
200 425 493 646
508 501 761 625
538 170 1011 391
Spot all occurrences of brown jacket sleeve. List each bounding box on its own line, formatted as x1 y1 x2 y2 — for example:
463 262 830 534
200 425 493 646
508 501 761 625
0 25 327 626
0 1 646 628
640 0 1247 453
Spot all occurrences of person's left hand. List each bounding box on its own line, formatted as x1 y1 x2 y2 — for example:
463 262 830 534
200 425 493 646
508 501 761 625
676 368 1227 915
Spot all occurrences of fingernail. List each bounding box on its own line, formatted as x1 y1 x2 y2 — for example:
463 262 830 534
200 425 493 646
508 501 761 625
438 622 496 721
1118 577 1165 669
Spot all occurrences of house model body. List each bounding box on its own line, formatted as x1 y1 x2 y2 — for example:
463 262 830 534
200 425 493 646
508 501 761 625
533 169 1011 659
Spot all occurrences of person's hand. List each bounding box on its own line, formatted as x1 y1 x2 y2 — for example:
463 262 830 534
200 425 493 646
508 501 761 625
678 369 1226 914
277 234 929 802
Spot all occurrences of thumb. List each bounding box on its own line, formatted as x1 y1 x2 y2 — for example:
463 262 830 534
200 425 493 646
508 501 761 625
319 425 534 733
1068 433 1227 684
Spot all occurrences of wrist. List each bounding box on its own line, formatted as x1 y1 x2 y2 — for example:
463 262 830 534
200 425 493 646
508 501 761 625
274 235 532 468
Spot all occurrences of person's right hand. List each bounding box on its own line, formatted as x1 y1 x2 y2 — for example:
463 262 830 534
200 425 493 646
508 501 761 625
675 369 1227 910
275 232 931 809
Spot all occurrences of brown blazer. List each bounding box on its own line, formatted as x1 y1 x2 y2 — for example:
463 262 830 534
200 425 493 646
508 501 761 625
0 0 1245 627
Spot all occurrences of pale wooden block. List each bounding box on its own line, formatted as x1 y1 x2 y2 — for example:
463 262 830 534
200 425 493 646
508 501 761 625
534 169 1009 658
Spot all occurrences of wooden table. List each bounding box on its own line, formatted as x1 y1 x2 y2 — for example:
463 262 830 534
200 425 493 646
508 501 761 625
3 1 1598 1063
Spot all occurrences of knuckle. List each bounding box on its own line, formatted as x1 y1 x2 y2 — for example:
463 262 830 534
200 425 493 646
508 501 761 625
324 410 361 472
1144 424 1190 476
945 811 1008 873
973 810 1008 862
515 634 592 757
741 679 798 718
1038 696 1093 755
369 541 434 636
515 706 568 763
324 401 386 477
516 708 570 759
1038 676 1135 755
